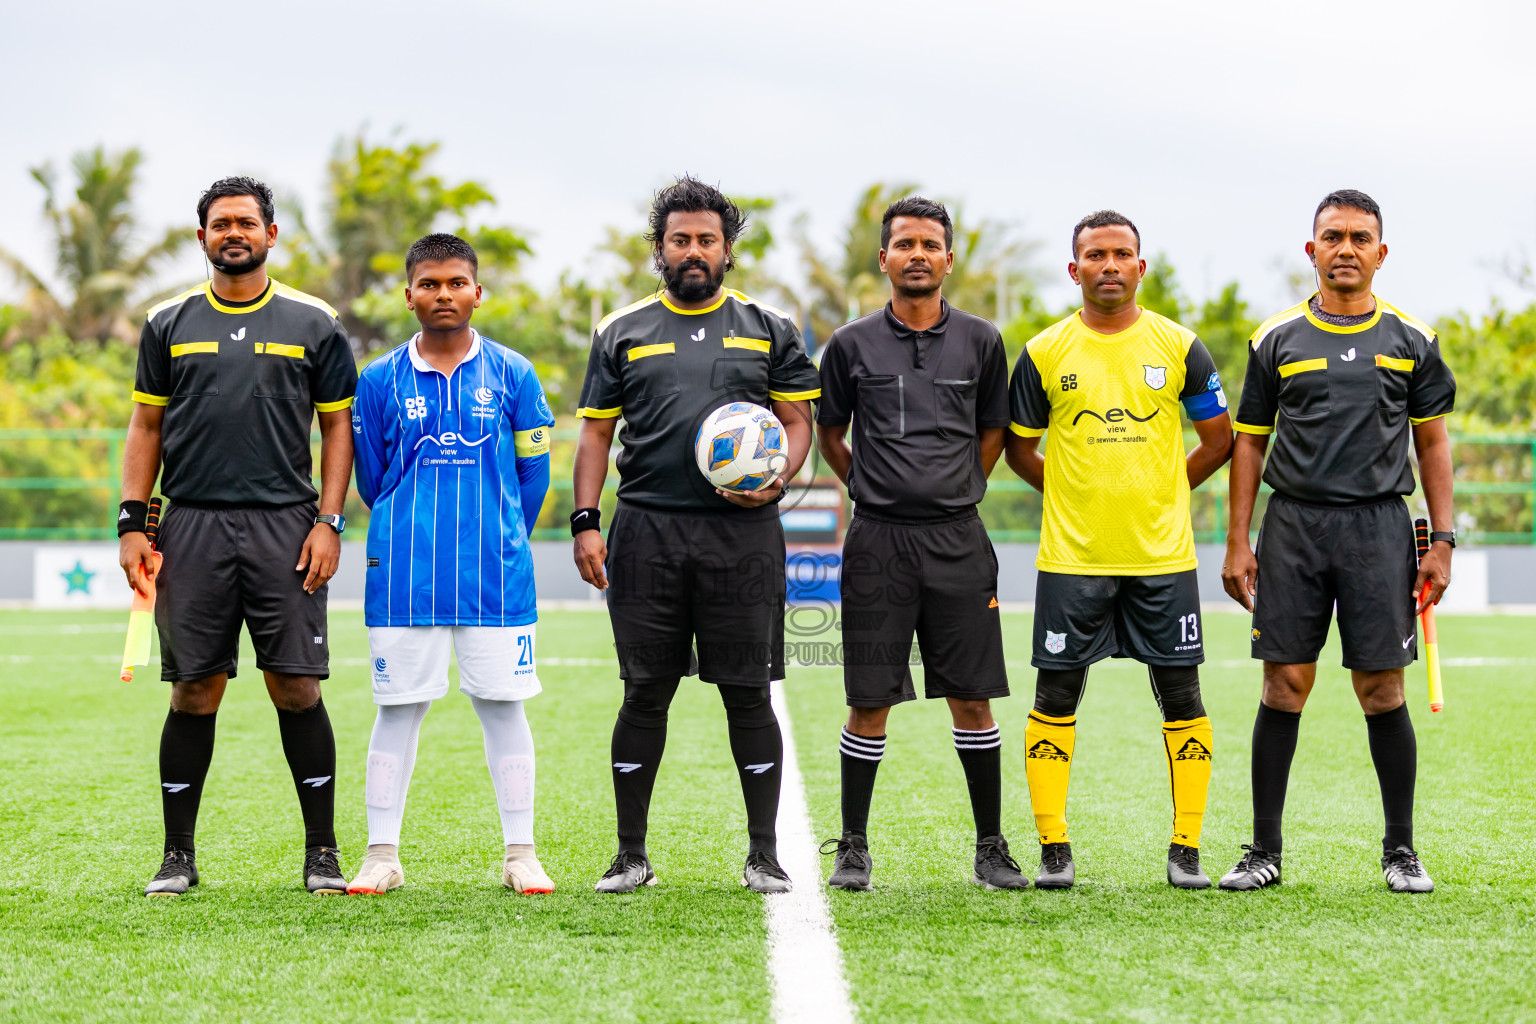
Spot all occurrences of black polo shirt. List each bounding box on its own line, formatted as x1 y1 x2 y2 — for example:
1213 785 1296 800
576 288 821 511
132 280 358 507
1234 295 1455 506
817 301 1010 519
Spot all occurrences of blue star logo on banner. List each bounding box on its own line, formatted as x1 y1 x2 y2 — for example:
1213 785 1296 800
61 560 96 595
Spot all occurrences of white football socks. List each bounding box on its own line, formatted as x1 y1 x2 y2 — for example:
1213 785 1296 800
364 700 431 847
470 696 536 845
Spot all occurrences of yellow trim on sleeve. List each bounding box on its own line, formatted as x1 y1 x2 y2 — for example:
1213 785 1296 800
1375 354 1414 372
1410 412 1449 426
723 337 771 352
1278 358 1327 378
1234 421 1275 435
260 343 305 359
514 426 552 457
660 291 728 315
313 397 354 412
627 342 675 362
577 406 622 419
131 391 169 407
1009 422 1046 438
169 341 219 357
767 388 820 402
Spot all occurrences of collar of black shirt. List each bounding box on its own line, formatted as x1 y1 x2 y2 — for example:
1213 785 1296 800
883 299 951 338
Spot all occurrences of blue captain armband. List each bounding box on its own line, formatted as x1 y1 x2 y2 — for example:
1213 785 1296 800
1182 381 1228 421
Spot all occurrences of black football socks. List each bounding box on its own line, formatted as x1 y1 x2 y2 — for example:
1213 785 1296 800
721 686 783 859
159 709 217 853
953 726 1003 841
1251 702 1301 852
839 728 885 837
275 699 338 849
611 681 677 859
1365 702 1417 851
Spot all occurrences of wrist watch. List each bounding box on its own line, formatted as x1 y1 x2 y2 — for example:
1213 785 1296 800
1430 531 1455 548
315 514 347 535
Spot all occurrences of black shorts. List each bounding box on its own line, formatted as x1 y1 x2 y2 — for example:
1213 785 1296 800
1032 569 1204 670
1252 494 1418 671
839 509 1008 708
154 502 329 682
605 501 785 685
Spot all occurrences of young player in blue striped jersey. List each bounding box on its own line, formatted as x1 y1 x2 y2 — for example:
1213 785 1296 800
346 234 556 895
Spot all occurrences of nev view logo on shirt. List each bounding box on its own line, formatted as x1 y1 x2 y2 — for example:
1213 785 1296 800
414 431 490 468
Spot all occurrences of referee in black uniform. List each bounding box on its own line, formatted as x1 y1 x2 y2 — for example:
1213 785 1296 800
119 177 358 897
571 177 820 894
816 197 1027 891
1219 190 1455 894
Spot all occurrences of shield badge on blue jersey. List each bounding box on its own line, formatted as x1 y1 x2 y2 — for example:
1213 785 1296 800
1044 630 1067 655
1144 365 1167 390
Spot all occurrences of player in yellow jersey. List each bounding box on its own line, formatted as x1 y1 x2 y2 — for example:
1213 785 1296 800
1004 211 1233 889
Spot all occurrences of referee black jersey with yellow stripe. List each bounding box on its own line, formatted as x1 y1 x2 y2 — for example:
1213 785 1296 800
1234 295 1454 506
133 279 358 506
576 288 820 510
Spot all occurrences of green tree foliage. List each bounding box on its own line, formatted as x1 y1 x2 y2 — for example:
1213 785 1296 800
797 183 1039 349
0 147 192 344
276 133 532 348
0 335 135 531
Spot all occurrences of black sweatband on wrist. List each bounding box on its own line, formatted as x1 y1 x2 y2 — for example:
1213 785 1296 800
570 507 601 537
118 500 149 536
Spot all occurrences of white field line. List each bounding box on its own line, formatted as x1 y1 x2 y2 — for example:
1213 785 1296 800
766 680 855 1024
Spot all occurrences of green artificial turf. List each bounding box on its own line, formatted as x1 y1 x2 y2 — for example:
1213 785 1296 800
0 609 1531 1023
0 610 770 1024
787 611 1536 1024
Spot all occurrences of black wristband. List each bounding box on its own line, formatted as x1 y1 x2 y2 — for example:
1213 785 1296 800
1430 531 1456 548
118 500 149 536
570 507 601 537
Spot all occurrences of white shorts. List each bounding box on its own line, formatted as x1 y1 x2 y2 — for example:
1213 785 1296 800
369 624 542 705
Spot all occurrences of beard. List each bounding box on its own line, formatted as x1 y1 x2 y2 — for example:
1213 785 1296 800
893 267 943 300
206 241 268 276
662 257 725 302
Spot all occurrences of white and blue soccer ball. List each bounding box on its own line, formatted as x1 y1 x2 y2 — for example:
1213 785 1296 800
695 402 788 493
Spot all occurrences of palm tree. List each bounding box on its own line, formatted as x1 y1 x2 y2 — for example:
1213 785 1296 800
0 146 192 344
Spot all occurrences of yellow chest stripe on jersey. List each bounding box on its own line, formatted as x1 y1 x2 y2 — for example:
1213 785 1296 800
170 342 218 357
1279 357 1327 378
256 343 305 358
723 337 771 352
1375 354 1414 372
627 343 675 362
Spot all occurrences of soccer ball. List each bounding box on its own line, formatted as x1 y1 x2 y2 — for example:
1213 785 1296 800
694 402 789 493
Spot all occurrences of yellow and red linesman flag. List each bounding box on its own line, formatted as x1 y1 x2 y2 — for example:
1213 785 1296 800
120 498 162 683
1414 518 1444 713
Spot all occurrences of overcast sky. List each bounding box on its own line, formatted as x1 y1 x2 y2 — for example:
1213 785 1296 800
4 0 1534 320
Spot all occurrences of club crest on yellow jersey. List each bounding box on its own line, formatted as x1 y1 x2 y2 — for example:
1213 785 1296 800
1144 365 1167 389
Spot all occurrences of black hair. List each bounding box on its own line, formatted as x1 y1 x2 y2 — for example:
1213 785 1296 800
646 176 744 272
881 196 953 250
1314 189 1382 239
405 233 479 283
196 176 275 228
1071 210 1140 258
